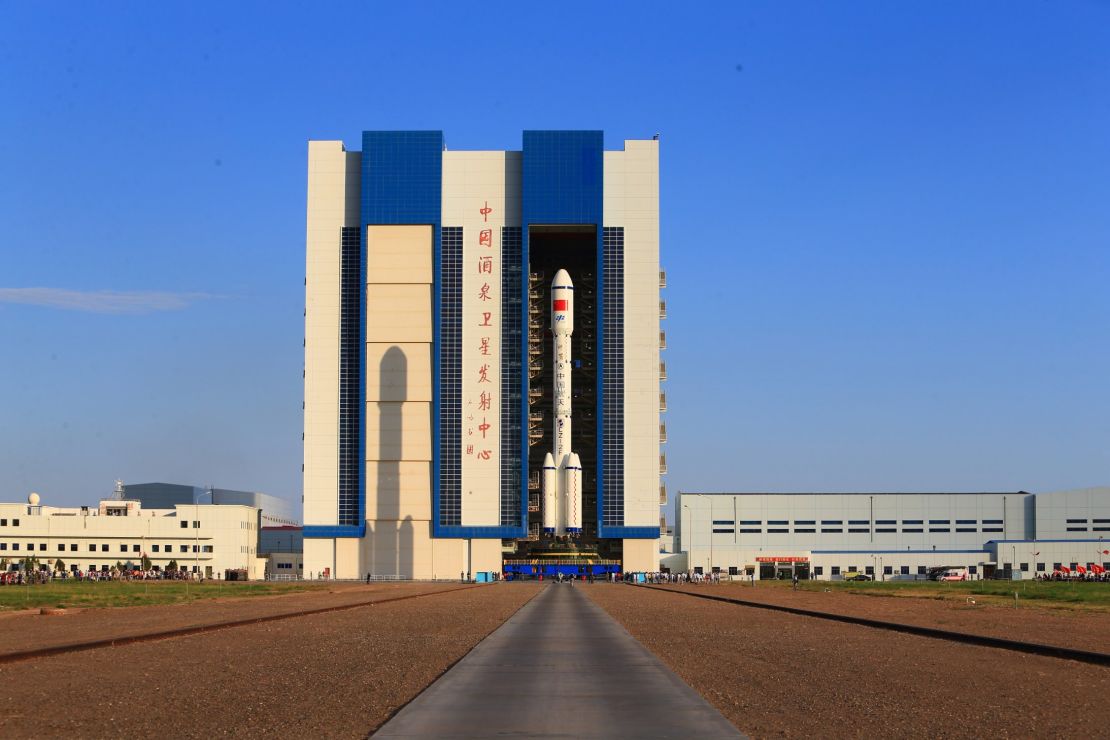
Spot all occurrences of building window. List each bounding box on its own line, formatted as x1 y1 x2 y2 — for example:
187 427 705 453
956 528 976 533
739 520 761 525
876 520 896 525
180 545 188 553
0 519 6 526
917 565 927 575
849 520 869 525
101 544 108 552
69 544 76 552
848 528 868 533
1053 562 1061 570
337 225 362 527
1066 527 1088 532
438 226 463 527
1036 562 1045 572
602 226 626 530
883 566 893 575
1020 563 1029 572
813 566 823 576
728 566 739 576
768 529 788 533
693 566 703 575
89 544 96 552
132 545 140 552
794 528 815 533
738 529 760 534
1066 518 1088 523
12 543 19 551
929 528 950 533
902 520 923 525
0 544 6 551
57 544 65 551
193 521 200 528
712 528 735 534
982 528 1003 533
903 529 923 533
864 566 874 575
181 521 188 529
900 565 909 575
982 519 1003 524
822 520 842 525
876 528 896 533
929 520 950 525
831 566 840 575
795 520 815 525
121 544 129 552
12 519 18 527
821 528 842 534
1094 519 1110 523
768 520 788 525
969 565 977 574
956 520 976 524
499 226 522 527
1070 563 1078 570
153 545 160 553
712 520 734 526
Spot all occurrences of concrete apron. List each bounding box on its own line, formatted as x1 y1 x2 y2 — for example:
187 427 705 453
373 583 743 739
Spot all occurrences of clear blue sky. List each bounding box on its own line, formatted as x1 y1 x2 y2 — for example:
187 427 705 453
2 2 1108 514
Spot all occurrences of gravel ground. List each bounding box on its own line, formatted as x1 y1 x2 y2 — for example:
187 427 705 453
0 582 540 738
587 584 1110 739
0 582 468 658
651 583 1110 654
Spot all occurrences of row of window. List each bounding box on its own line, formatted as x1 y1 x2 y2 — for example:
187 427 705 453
0 519 20 527
711 518 1007 526
711 527 1006 535
0 543 213 554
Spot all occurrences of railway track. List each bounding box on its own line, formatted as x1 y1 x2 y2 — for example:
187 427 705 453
636 584 1110 667
0 584 481 666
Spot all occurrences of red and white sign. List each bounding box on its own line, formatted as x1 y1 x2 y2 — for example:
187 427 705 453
756 556 809 563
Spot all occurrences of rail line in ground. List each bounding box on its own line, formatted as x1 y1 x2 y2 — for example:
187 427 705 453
635 584 1110 667
0 584 483 666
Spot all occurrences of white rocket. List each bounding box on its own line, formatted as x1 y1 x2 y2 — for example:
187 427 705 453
543 269 583 536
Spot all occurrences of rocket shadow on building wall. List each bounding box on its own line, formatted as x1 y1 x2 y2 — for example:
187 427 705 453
367 345 414 577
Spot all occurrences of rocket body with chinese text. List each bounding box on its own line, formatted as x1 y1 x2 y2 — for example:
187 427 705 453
543 269 582 535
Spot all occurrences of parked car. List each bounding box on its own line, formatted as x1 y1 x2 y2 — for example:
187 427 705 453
842 571 872 582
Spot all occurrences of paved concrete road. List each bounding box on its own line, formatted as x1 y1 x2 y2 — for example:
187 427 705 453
374 583 742 739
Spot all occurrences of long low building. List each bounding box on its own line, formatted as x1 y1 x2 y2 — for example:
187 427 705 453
0 495 265 578
673 488 1110 580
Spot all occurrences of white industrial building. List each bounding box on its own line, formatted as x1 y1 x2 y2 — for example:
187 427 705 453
673 488 1110 580
0 495 266 579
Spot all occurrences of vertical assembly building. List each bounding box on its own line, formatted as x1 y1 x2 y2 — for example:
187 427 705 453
303 131 663 579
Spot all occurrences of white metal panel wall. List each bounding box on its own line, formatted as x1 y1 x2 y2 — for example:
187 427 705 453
304 141 360 528
604 140 660 530
442 151 521 528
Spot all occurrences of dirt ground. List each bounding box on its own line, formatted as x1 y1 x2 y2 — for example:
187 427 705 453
0 582 540 738
651 582 1110 654
587 584 1110 739
0 581 468 658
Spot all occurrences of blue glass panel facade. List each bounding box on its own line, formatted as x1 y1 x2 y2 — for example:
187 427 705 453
338 226 361 526
601 227 624 529
439 227 463 526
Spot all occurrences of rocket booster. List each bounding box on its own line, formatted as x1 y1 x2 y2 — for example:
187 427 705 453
543 269 582 535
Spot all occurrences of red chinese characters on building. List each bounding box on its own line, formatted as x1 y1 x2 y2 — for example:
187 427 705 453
464 198 499 463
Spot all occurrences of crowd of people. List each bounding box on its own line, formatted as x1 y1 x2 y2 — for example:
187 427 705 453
0 567 205 585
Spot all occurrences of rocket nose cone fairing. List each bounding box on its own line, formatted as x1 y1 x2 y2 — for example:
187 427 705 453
542 452 555 468
551 269 574 335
